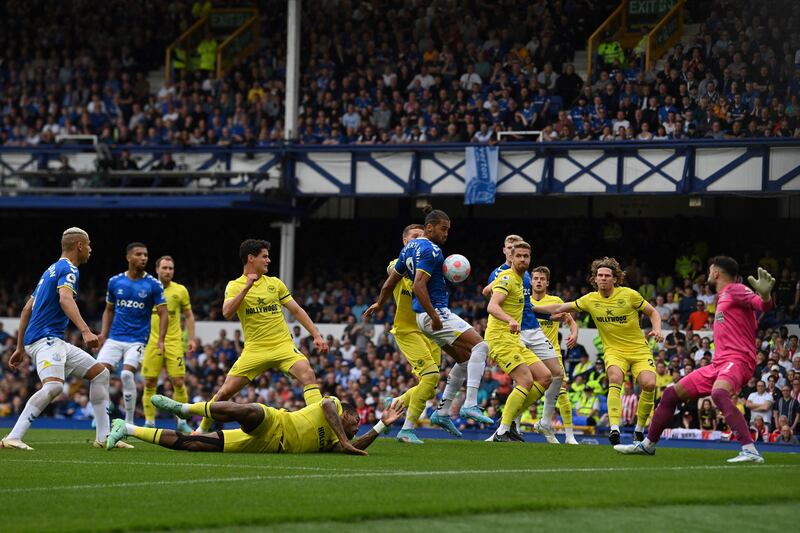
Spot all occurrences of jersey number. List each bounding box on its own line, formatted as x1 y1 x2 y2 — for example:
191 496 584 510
405 257 415 276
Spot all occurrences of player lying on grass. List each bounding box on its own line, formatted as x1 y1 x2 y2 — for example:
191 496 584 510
106 395 405 455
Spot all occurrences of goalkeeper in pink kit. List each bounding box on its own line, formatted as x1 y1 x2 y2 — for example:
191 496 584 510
615 256 775 463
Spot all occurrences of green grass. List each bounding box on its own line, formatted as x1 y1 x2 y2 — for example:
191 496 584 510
2 429 799 532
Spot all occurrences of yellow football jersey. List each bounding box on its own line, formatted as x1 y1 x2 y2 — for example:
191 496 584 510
655 371 672 400
485 269 525 340
281 396 343 453
224 275 293 346
531 293 563 356
574 287 648 356
388 259 418 334
148 281 190 345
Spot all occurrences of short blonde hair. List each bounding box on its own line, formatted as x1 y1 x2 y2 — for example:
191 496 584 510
61 227 89 250
512 241 531 251
504 234 524 244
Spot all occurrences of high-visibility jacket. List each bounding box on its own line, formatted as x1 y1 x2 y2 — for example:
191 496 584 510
598 41 624 65
198 39 218 71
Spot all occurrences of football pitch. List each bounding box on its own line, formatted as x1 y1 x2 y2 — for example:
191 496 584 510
2 430 799 532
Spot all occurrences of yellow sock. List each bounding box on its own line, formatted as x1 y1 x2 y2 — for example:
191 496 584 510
637 388 655 427
608 384 622 427
520 381 547 413
558 389 573 428
407 370 438 425
397 387 414 409
131 426 162 444
303 384 322 405
190 401 213 418
143 385 157 424
501 385 531 427
173 382 188 404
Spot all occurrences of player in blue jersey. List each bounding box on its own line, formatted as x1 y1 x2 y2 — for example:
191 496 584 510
1 228 113 451
481 235 574 442
97 242 167 427
376 206 493 430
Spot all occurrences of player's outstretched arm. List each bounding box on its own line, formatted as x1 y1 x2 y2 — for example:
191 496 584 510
363 270 402 319
322 399 367 456
348 402 406 452
283 299 328 353
61 287 98 349
8 298 33 369
747 267 776 308
412 270 442 331
533 301 576 315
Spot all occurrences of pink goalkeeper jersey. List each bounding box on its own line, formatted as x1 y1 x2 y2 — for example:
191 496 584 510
713 283 773 363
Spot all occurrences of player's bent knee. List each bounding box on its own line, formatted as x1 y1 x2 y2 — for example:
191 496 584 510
710 387 730 405
661 385 679 405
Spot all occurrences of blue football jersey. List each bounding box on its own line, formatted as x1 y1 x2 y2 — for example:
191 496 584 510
394 238 449 313
24 258 80 345
487 263 541 331
106 273 166 343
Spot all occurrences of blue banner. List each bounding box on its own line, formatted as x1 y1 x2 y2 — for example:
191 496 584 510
464 145 498 205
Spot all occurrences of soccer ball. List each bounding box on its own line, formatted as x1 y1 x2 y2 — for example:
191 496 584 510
443 254 471 283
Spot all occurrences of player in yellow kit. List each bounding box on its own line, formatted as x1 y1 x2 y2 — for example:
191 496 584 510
142 256 196 432
364 224 470 442
486 242 552 442
106 394 405 455
532 257 663 445
530 266 580 444
382 224 441 444
196 239 329 433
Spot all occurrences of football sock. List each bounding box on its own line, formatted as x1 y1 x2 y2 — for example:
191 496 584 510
7 381 62 440
403 369 438 430
464 341 488 407
89 369 111 443
437 362 467 415
302 384 322 405
557 388 573 429
120 369 137 424
711 387 753 446
540 375 562 427
143 384 157 424
520 381 547 413
173 381 188 424
646 386 679 444
130 424 161 444
186 401 213 418
636 388 655 430
607 383 622 428
500 385 532 431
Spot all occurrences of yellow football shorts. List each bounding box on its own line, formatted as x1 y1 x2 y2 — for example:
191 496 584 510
142 341 185 378
488 336 540 374
603 350 656 380
228 341 307 381
222 404 284 453
393 329 441 375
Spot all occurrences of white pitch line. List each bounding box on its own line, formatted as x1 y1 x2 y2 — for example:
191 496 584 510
0 464 797 494
1 458 372 472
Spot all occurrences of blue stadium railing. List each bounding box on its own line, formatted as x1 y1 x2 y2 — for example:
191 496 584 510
0 139 798 208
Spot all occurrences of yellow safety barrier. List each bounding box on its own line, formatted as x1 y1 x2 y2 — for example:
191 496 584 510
645 0 685 71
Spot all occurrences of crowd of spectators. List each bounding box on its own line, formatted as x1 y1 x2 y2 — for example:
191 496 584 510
3 0 797 150
1 236 798 442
